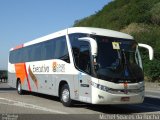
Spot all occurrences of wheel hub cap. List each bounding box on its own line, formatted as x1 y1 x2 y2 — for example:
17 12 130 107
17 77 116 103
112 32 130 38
18 83 21 92
62 89 69 102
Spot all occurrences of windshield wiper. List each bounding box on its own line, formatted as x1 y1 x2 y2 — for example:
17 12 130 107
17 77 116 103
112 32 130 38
122 50 128 77
122 50 138 81
106 50 122 71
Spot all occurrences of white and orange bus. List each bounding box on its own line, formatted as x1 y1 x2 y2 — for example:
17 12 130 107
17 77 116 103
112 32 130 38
8 27 153 106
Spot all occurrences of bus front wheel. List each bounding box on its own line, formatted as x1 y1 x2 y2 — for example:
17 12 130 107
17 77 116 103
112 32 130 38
60 84 72 107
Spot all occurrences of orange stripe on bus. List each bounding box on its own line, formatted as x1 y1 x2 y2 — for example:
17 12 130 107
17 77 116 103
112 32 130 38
14 44 23 50
24 64 31 91
15 63 32 91
15 63 26 84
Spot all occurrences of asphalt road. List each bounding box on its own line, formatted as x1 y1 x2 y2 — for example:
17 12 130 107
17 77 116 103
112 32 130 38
0 83 160 120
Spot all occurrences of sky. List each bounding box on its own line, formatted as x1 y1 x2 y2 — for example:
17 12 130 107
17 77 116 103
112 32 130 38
0 0 111 70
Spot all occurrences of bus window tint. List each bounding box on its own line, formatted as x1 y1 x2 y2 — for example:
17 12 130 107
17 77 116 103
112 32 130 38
79 45 91 74
69 33 92 75
9 36 70 63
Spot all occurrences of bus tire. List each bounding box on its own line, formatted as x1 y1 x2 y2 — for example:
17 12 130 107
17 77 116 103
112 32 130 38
60 84 72 107
17 80 23 95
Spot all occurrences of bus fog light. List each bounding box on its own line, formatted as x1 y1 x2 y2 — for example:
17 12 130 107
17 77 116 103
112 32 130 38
98 95 104 99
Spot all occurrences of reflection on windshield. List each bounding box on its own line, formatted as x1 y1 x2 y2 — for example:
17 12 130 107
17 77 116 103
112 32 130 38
91 35 143 83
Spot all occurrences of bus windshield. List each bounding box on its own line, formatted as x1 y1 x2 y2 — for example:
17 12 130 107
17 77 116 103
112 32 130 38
91 35 144 83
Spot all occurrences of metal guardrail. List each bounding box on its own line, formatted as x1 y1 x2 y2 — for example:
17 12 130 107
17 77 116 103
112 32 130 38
0 70 8 83
145 82 160 91
0 78 7 83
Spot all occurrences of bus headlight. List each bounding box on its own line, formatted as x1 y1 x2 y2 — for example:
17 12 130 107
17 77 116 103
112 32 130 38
91 81 144 94
91 82 109 92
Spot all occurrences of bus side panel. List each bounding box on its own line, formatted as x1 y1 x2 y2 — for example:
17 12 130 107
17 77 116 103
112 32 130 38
23 60 75 97
8 62 17 88
29 73 55 95
8 72 17 88
8 61 37 92
55 74 74 97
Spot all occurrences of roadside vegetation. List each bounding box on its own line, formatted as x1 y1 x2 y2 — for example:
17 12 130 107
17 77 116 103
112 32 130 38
74 0 160 82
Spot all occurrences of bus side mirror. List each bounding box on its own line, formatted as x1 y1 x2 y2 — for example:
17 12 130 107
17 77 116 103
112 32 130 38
138 43 154 60
78 37 98 57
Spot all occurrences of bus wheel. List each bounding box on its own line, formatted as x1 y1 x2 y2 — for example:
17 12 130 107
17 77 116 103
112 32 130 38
17 80 23 95
60 84 72 107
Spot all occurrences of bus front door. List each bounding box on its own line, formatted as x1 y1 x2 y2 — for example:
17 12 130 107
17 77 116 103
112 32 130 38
78 72 91 103
78 44 92 103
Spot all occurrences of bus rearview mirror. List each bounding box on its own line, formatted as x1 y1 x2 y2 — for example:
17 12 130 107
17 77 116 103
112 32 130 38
78 37 98 57
138 43 154 60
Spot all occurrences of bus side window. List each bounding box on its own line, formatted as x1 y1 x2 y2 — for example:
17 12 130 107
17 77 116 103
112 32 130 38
54 37 70 63
79 45 91 74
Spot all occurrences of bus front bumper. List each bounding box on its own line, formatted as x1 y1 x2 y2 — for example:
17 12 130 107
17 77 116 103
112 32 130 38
91 87 144 105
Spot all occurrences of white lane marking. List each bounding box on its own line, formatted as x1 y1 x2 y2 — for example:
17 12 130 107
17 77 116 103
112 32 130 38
0 97 67 114
145 90 160 94
145 90 160 99
0 91 15 93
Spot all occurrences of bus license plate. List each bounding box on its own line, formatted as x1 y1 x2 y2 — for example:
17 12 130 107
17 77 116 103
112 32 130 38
121 97 130 102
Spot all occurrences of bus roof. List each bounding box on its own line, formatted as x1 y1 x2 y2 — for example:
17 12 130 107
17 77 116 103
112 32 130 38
10 27 133 51
67 27 133 39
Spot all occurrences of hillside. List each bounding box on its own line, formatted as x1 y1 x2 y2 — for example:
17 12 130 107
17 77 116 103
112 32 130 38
74 0 160 82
